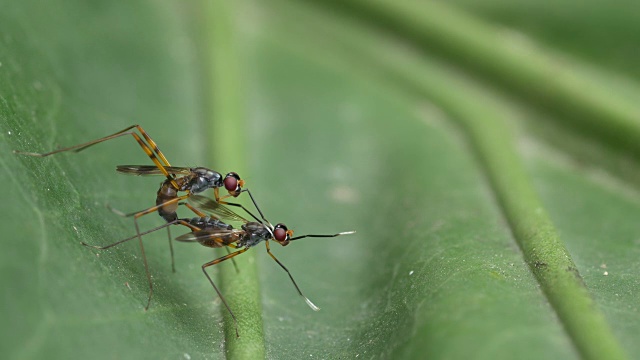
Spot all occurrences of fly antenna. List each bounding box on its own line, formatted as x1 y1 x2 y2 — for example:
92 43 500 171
289 230 355 241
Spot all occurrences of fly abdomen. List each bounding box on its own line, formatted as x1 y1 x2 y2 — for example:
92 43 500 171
157 181 179 222
200 236 232 248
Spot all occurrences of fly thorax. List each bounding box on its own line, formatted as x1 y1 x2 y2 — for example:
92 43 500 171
241 222 271 248
189 168 223 193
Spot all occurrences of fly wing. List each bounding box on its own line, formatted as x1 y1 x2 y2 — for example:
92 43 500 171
188 195 249 223
116 165 192 176
175 228 243 247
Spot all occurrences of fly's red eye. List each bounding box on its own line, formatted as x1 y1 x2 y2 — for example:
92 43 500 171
274 223 288 242
224 173 240 192
274 228 287 241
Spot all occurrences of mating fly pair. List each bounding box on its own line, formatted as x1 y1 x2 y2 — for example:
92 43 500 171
15 125 251 310
14 124 355 337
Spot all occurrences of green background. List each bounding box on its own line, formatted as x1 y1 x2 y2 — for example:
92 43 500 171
2 0 640 359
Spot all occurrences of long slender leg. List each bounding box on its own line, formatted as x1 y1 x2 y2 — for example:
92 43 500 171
218 201 263 224
114 195 190 219
112 199 201 272
110 200 241 275
126 125 172 166
181 202 239 272
125 131 179 188
184 202 207 217
183 197 241 273
202 247 250 338
106 195 188 310
162 202 238 273
177 201 242 272
80 219 195 249
110 200 240 275
14 125 180 189
82 218 196 310
265 241 320 311
215 189 265 224
131 215 154 311
14 125 142 156
211 188 260 222
242 189 269 224
224 246 240 274
167 226 175 273
110 196 188 271
224 189 270 225
131 197 186 310
169 202 203 272
73 125 171 168
111 196 194 273
167 201 245 273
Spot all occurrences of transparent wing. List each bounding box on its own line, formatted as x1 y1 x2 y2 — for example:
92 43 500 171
188 195 249 223
175 228 243 242
116 165 192 176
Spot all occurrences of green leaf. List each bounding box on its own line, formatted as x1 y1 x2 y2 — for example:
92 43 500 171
2 0 640 359
1 1 226 359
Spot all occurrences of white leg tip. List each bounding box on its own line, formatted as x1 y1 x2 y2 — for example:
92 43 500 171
304 297 320 311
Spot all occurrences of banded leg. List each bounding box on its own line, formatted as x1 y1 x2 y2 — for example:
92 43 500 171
265 240 320 311
74 125 171 166
14 124 180 189
202 247 250 338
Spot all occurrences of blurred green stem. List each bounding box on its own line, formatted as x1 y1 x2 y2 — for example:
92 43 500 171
206 0 265 358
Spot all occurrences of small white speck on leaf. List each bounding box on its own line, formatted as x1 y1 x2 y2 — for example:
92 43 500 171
7 131 11 135
409 270 414 276
603 271 609 276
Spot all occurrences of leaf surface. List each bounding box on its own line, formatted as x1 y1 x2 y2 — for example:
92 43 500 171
2 0 639 359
